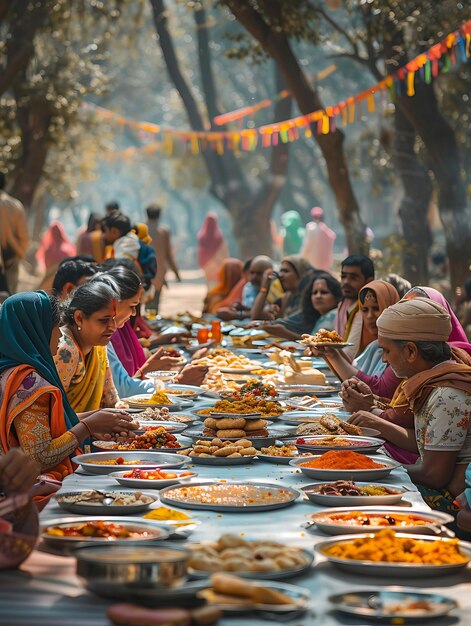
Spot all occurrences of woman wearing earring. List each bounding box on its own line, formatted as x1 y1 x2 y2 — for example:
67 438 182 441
54 281 123 411
92 265 209 395
0 291 134 497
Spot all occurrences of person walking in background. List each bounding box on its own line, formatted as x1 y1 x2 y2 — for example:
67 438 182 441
0 172 29 294
197 212 228 288
76 213 104 261
146 204 181 312
36 221 77 291
280 210 305 256
300 206 336 271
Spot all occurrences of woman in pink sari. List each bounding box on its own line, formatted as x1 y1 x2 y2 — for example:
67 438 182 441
403 286 471 355
197 213 228 288
36 222 77 290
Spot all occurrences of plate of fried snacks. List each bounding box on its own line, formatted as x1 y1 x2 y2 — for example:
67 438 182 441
255 444 301 464
198 573 311 613
301 481 408 506
329 589 457 621
41 517 169 553
159 482 300 512
289 451 399 481
72 452 190 475
301 329 353 348
180 439 257 465
187 533 313 580
294 435 384 454
93 428 190 452
55 490 156 515
315 529 471 577
308 507 454 535
110 468 197 489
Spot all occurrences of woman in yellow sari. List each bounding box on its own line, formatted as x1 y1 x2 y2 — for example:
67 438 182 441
0 291 134 506
54 281 121 412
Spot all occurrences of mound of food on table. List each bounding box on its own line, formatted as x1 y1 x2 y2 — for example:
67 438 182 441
299 450 386 470
203 415 269 439
310 480 401 497
181 438 257 458
197 398 284 421
321 528 468 564
301 328 345 345
188 533 309 573
295 414 362 436
100 427 183 450
223 380 277 399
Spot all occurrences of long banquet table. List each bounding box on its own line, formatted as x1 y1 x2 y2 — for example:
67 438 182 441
2 446 471 625
2 351 471 625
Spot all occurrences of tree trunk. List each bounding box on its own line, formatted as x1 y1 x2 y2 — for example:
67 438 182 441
149 0 291 258
382 21 471 292
224 1 368 255
393 106 433 285
9 100 52 211
396 85 471 291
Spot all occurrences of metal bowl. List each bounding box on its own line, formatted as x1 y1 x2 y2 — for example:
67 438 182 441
76 542 191 596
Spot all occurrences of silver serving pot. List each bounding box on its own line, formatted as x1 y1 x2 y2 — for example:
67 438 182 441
75 542 190 592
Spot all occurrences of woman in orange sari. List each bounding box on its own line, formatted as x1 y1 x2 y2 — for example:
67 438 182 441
0 291 135 492
202 258 243 314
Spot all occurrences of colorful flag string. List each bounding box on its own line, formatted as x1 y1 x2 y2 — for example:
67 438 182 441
92 19 471 159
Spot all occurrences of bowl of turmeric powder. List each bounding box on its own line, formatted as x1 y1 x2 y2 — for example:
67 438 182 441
289 451 399 481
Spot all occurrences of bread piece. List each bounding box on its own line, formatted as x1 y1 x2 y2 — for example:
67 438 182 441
234 439 252 448
214 446 239 457
213 417 246 429
239 447 256 456
251 585 295 605
216 429 247 439
241 428 268 437
203 418 219 430
244 419 267 431
284 367 326 386
210 573 253 598
339 420 362 435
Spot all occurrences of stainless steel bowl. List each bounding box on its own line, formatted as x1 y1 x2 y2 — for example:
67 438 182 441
75 542 191 595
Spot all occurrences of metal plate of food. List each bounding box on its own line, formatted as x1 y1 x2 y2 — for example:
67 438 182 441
329 589 458 621
159 482 300 513
294 435 385 455
110 468 197 489
41 517 170 554
308 506 454 536
55 490 157 515
72 451 190 475
289 455 399 481
315 532 471 577
187 536 313 580
198 578 311 613
301 481 408 506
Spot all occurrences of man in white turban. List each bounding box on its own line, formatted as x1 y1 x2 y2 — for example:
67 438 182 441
348 298 471 520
